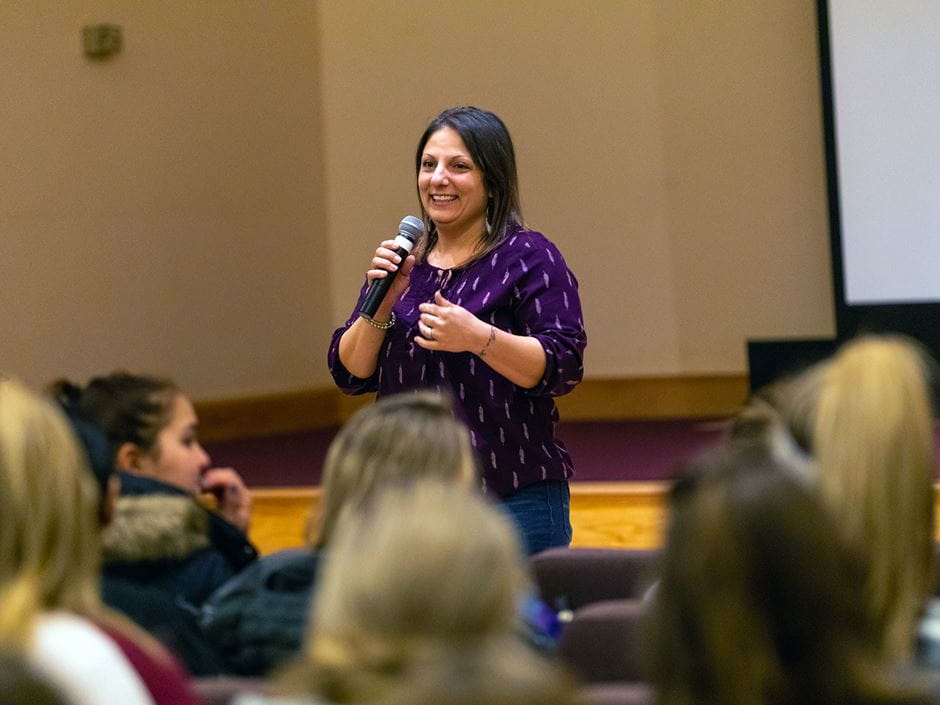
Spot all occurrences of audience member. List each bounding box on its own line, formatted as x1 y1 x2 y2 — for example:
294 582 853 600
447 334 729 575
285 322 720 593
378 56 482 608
812 335 935 663
52 373 258 616
0 649 72 705
54 390 225 676
200 391 477 676
738 335 936 664
252 480 574 705
647 444 932 705
0 378 155 705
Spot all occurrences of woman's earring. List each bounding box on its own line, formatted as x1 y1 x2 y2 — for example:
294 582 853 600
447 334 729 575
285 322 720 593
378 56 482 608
485 197 493 235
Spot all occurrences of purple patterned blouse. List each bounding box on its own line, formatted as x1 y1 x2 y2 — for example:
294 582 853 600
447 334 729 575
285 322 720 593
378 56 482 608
328 226 587 497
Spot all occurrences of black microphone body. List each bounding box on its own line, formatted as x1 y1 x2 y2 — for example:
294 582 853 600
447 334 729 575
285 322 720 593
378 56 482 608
358 215 424 319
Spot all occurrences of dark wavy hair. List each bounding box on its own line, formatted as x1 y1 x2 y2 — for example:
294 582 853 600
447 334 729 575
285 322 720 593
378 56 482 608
414 106 523 263
48 372 177 461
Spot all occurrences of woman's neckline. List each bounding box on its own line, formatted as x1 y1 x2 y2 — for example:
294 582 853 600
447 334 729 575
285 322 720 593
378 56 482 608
424 223 523 272
426 238 482 271
426 256 470 274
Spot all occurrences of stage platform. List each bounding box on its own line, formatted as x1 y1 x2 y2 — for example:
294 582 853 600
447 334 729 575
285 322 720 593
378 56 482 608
247 480 940 555
247 481 669 555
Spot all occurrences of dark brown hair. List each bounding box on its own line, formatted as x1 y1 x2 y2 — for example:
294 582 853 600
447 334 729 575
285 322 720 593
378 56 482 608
414 106 523 264
49 372 177 461
648 446 931 705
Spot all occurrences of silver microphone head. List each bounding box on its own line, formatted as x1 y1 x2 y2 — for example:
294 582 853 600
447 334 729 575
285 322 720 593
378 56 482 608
398 215 424 243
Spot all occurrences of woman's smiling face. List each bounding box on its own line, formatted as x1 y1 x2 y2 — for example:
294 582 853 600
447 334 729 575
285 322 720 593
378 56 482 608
418 127 488 238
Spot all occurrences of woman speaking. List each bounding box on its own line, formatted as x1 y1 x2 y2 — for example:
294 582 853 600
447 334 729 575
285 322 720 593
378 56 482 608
328 106 586 554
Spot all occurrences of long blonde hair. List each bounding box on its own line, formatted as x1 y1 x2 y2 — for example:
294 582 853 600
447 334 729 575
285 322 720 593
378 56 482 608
284 481 572 705
813 335 935 661
309 392 477 548
0 380 103 649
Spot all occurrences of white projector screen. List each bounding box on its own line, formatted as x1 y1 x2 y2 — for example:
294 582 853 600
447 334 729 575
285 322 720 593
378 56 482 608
825 0 940 305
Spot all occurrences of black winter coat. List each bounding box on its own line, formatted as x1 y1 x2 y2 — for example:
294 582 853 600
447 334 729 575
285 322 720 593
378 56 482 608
101 472 258 674
200 548 320 676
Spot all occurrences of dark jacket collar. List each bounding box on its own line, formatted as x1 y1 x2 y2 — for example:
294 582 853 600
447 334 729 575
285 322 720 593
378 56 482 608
118 470 190 498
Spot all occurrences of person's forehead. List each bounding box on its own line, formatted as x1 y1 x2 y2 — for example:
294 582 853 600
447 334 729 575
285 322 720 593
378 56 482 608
167 393 197 428
424 127 470 154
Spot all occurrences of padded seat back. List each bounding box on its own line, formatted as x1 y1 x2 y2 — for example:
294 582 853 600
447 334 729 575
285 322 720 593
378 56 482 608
530 548 661 611
558 599 647 684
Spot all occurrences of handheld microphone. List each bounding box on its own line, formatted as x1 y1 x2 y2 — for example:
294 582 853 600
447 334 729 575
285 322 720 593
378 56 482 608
358 215 424 319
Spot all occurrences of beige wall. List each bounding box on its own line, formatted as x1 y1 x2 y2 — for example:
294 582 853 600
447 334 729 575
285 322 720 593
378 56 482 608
319 0 835 378
1 2 331 399
318 0 686 375
654 2 835 372
2 1 834 402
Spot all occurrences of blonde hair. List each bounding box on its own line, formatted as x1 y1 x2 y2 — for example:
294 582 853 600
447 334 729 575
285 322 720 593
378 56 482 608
0 380 103 649
813 335 935 661
283 481 572 705
309 391 477 548
753 361 830 456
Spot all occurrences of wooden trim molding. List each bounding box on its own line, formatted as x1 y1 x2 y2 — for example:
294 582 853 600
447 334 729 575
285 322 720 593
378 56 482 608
556 374 750 421
195 374 750 441
194 387 338 442
336 392 374 423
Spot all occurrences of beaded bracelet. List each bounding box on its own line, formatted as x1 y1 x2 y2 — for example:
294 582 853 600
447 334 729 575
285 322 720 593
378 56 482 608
360 311 396 330
478 325 497 358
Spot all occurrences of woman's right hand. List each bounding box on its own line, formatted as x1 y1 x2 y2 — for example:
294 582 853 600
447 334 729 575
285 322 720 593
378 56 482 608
367 240 416 309
337 240 416 379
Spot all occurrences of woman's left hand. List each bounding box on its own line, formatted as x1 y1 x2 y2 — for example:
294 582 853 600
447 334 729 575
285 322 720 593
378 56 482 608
416 291 488 353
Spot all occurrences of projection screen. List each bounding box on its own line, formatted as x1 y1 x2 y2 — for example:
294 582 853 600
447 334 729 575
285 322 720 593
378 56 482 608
818 0 940 348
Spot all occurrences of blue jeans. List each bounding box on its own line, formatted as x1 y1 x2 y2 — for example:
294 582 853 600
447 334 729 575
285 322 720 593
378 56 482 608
501 480 572 556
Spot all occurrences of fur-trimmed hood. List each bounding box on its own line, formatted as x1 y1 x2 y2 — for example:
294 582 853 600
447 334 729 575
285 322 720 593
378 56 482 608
102 494 211 563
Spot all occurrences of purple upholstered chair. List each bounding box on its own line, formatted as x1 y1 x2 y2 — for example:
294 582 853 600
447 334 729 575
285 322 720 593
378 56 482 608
558 599 652 705
558 599 647 684
530 548 661 612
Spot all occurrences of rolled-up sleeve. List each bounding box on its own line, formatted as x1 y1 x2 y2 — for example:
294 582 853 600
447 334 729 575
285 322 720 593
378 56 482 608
326 281 379 395
512 241 586 397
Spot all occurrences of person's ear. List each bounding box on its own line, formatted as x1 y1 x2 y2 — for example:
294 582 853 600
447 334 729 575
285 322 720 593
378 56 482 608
115 441 143 471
